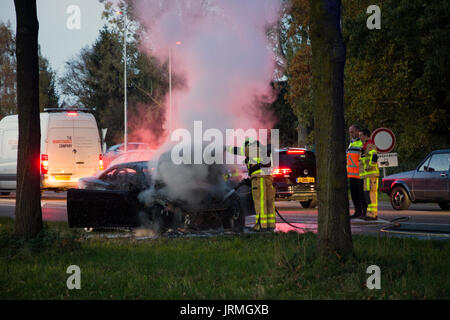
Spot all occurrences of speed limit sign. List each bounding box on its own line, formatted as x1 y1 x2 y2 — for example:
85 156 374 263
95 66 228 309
371 128 396 153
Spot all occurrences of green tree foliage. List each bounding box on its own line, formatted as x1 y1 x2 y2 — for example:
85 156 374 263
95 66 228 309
269 81 298 147
280 0 315 147
0 21 16 116
343 0 450 168
0 21 59 117
38 51 59 111
284 0 449 168
60 4 172 147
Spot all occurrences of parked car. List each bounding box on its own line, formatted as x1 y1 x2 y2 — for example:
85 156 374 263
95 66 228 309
380 149 450 210
103 142 152 168
272 148 317 208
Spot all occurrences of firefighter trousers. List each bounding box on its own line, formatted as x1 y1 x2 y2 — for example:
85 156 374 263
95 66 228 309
251 174 276 230
363 177 378 218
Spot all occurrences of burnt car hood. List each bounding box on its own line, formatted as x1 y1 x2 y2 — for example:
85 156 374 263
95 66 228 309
384 170 415 180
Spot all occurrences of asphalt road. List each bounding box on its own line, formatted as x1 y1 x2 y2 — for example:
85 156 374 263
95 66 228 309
0 191 449 237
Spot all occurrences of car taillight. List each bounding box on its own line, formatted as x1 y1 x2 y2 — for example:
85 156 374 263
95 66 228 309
41 154 48 174
67 111 78 117
99 154 104 171
272 167 292 176
287 149 305 155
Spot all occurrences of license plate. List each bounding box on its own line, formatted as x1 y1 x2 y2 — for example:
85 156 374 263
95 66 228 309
296 177 315 183
54 175 71 181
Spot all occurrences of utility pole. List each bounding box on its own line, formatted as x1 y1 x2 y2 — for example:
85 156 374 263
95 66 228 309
123 11 128 152
116 9 128 152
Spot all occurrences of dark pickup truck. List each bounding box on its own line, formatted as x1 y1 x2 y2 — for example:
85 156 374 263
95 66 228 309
380 149 450 210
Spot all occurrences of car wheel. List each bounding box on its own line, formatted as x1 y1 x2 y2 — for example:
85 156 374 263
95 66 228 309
390 186 411 210
438 202 450 211
300 200 317 208
223 197 244 232
148 204 170 234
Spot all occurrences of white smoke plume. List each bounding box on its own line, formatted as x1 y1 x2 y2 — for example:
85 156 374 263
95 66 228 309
133 0 281 133
129 0 282 213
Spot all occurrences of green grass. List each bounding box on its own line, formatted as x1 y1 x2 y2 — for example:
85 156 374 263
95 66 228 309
0 217 449 299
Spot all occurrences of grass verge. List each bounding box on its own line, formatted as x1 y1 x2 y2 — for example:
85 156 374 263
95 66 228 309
0 217 449 299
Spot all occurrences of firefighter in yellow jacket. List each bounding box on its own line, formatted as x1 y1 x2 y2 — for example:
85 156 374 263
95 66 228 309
359 129 379 220
226 138 276 231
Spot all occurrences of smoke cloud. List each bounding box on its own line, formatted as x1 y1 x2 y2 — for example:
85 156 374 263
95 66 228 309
133 0 281 135
128 0 282 218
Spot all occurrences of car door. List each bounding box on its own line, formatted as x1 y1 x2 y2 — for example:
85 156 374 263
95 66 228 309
67 188 141 228
423 152 450 201
67 164 146 228
411 155 431 200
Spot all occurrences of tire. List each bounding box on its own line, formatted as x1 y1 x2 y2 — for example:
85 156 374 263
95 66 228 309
390 186 411 210
148 204 170 234
300 199 317 209
438 202 450 211
223 193 245 232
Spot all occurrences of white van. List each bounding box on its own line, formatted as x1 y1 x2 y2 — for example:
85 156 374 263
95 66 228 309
0 109 103 193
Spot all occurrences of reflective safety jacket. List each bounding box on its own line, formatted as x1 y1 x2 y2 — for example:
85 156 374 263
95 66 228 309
347 139 363 179
360 141 379 178
226 142 271 176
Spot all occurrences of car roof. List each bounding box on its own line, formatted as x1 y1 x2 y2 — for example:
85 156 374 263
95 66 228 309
108 161 149 170
431 149 450 154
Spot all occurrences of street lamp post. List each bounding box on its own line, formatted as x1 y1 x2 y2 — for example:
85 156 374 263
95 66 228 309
116 10 128 152
169 47 172 134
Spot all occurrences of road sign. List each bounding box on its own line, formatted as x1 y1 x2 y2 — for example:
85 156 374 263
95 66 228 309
371 128 396 153
377 152 398 168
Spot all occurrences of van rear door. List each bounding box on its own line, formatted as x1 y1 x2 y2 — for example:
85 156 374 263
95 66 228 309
47 118 75 180
73 124 100 178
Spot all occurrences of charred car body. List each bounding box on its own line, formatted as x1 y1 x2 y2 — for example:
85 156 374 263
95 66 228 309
67 153 255 233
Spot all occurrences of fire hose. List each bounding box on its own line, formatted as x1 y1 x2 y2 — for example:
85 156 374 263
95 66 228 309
224 179 313 231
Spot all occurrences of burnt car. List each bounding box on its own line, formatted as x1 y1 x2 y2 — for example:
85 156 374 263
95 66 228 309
272 148 317 208
380 149 450 210
67 156 254 233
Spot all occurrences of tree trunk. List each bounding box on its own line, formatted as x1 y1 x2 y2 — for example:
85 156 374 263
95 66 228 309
14 0 42 238
297 121 308 148
309 0 352 255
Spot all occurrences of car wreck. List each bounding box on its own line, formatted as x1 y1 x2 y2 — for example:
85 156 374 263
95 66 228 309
67 151 255 234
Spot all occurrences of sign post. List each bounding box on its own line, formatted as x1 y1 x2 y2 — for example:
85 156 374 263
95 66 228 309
371 128 396 177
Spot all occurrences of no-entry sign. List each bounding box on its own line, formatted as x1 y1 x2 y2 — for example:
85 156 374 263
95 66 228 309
371 128 396 153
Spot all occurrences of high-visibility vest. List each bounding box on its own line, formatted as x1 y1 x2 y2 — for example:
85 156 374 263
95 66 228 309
360 142 379 178
347 139 362 179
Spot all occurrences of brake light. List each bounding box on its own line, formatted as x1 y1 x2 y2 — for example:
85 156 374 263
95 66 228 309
287 149 305 155
41 154 48 174
272 167 292 176
67 111 78 117
99 154 104 171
